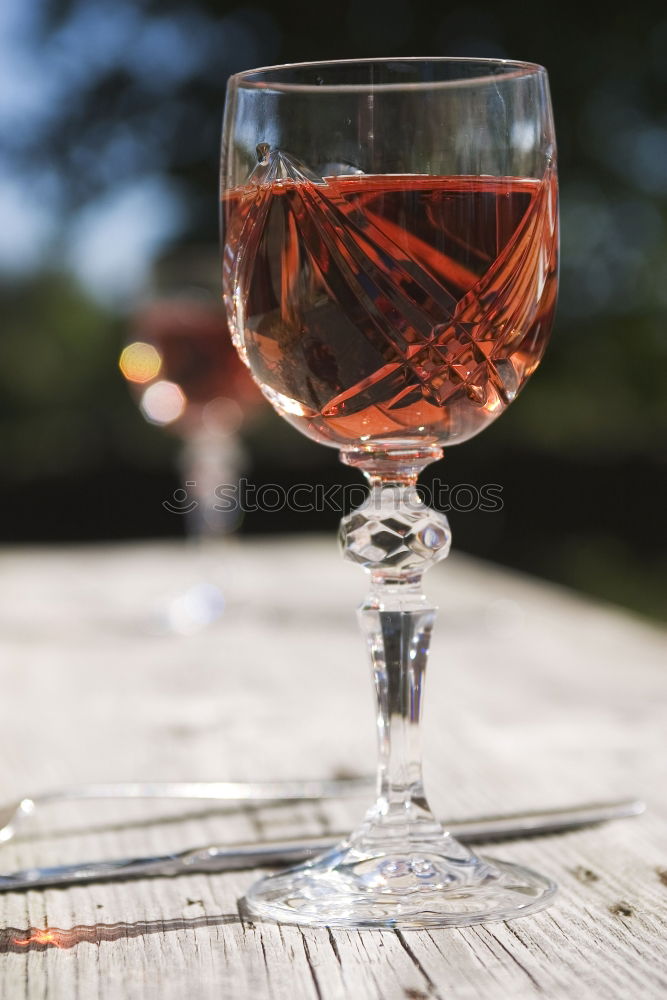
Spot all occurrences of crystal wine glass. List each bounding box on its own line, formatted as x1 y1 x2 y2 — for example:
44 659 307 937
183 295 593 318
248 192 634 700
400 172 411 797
220 58 558 928
120 281 262 632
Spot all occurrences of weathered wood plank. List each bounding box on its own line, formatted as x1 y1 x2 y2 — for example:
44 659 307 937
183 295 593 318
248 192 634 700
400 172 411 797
0 539 665 999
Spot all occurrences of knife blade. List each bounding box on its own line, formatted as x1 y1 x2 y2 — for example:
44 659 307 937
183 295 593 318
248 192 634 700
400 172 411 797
0 798 644 892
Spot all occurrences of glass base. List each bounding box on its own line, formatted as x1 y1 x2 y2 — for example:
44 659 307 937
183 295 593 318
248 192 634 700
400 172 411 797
243 836 557 929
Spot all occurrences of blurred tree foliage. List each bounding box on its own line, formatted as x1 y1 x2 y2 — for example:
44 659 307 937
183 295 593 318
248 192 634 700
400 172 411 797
0 0 665 619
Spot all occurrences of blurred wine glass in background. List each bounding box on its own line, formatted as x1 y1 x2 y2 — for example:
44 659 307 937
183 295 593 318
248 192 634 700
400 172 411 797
119 248 263 633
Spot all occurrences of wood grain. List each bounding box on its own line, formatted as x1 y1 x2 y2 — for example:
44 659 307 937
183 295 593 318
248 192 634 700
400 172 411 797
0 538 665 999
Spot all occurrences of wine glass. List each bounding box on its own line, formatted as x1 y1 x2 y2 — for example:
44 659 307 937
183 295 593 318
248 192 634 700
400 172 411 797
120 266 263 632
221 58 558 928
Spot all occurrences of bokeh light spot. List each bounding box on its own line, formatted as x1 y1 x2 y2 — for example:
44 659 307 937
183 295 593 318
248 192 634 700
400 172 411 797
119 341 161 383
140 380 185 424
202 396 243 435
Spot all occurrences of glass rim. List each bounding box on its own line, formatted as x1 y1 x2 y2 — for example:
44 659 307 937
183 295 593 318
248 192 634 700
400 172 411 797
229 56 548 93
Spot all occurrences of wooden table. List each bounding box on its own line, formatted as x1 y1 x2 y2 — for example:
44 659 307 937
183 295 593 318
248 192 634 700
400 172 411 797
0 538 665 998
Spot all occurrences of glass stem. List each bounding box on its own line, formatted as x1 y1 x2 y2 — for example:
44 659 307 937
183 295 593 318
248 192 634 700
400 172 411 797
361 580 436 828
339 448 454 845
179 426 244 542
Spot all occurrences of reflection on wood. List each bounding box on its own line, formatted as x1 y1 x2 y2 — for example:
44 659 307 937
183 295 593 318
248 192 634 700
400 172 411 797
0 914 242 953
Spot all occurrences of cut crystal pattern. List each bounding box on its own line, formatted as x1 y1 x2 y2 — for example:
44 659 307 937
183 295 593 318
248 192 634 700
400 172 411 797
340 485 451 578
223 160 558 448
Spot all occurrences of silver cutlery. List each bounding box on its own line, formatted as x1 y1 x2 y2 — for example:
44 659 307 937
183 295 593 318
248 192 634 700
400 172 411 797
0 798 644 892
0 778 373 845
